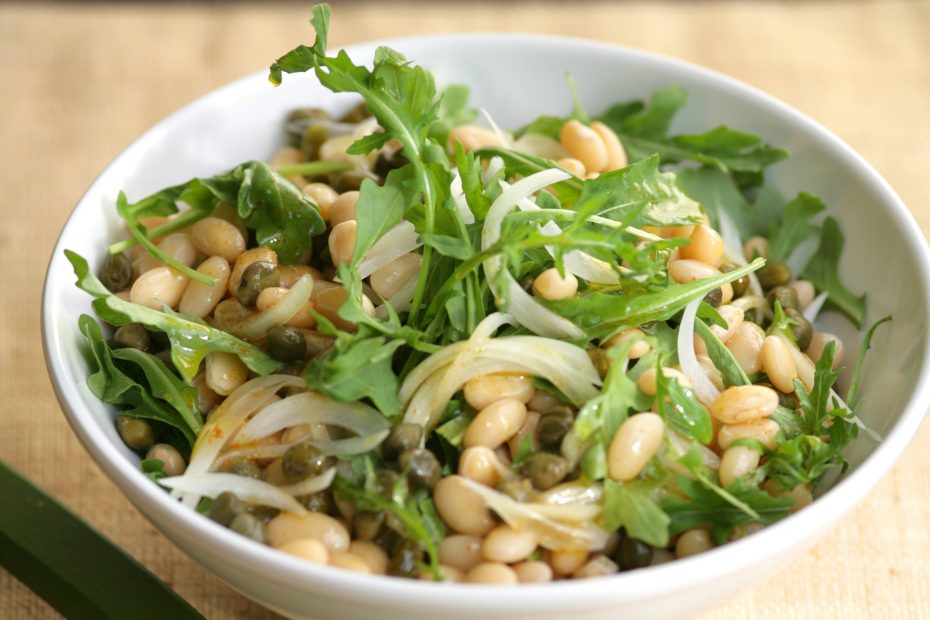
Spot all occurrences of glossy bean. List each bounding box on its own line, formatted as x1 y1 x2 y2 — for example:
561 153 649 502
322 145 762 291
190 217 246 262
433 476 495 536
607 412 665 481
328 220 357 267
482 524 538 564
130 266 189 310
463 374 534 411
589 121 627 171
328 191 360 228
204 351 248 396
532 268 578 300
761 335 798 393
464 562 518 585
463 398 528 449
179 256 230 318
301 182 339 221
726 321 766 375
458 446 504 487
370 253 422 300
679 224 724 267
560 120 608 173
267 512 350 551
718 445 761 486
675 529 714 558
439 534 485 573
717 418 780 450
709 385 779 424
604 327 651 359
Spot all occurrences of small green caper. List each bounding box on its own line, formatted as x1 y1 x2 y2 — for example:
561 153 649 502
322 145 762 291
330 170 369 193
299 491 334 514
237 261 280 307
116 416 153 451
282 443 334 483
399 448 441 490
208 492 246 526
785 308 813 351
340 101 371 123
757 261 791 290
287 107 332 124
353 510 386 541
99 252 133 292
523 453 570 491
587 347 610 379
299 124 330 161
267 325 307 362
616 533 653 570
374 470 401 497
497 477 534 502
720 262 749 299
246 504 280 523
224 460 262 480
229 512 266 543
304 331 335 359
536 410 574 448
384 424 423 460
114 323 150 351
374 150 408 178
767 286 799 312
388 538 424 579
373 527 401 554
702 286 723 308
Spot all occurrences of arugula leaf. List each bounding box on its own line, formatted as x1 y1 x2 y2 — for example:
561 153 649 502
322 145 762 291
693 319 750 387
475 147 583 206
655 365 713 444
304 326 404 417
617 85 687 140
847 315 892 410
79 315 198 447
68 251 281 382
676 166 755 237
602 480 670 547
661 475 793 543
429 84 478 146
543 259 764 339
801 217 866 327
141 458 168 482
766 192 825 262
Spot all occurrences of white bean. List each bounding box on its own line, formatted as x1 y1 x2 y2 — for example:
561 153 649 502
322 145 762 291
607 413 665 481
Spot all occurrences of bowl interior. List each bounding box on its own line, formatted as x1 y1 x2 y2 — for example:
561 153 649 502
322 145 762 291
43 34 930 619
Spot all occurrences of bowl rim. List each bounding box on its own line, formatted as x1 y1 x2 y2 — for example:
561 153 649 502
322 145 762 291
42 31 930 610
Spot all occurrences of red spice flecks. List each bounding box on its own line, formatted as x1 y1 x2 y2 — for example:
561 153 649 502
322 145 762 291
213 427 223 439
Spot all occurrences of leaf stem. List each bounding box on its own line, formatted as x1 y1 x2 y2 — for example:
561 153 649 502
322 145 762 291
273 160 354 177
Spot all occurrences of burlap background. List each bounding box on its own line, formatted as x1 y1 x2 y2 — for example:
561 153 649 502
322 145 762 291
2 1 929 618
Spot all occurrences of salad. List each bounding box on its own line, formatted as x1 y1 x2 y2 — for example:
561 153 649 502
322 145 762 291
67 4 889 584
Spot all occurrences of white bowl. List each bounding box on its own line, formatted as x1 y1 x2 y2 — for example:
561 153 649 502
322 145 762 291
42 34 930 620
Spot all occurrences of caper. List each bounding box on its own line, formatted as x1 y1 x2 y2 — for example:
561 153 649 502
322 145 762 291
388 538 424 579
374 150 408 178
340 101 371 123
237 261 280 307
373 526 401 554
287 107 332 124
246 504 280 523
374 470 401 497
523 453 570 491
719 262 749 299
767 286 799 312
586 347 610 379
267 325 306 362
98 252 133 292
282 443 334 483
702 286 723 308
114 323 150 351
299 124 330 161
785 308 813 351
353 510 386 541
497 477 534 502
116 416 153 451
536 410 574 448
208 491 245 526
757 261 791 290
229 512 266 543
299 491 334 514
399 448 441 490
223 459 262 480
616 533 653 570
330 169 369 193
384 423 424 461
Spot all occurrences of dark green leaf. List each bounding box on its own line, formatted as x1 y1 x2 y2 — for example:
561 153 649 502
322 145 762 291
767 192 825 262
602 480 670 547
694 319 750 387
801 217 866 327
847 315 892 410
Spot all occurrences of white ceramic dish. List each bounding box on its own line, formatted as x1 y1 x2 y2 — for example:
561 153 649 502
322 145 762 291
43 34 930 620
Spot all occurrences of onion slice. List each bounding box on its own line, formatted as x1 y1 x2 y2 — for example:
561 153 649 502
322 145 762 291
159 473 309 514
803 292 829 324
230 275 314 340
678 297 721 406
357 221 421 279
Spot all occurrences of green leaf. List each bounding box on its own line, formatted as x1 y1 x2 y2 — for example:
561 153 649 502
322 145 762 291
655 365 713 444
78 315 197 447
676 166 755 237
475 147 583 205
618 85 687 139
602 480 670 547
420 233 473 260
0 461 203 620
68 251 281 382
801 217 866 327
767 192 825 262
694 319 750 387
847 315 892 410
661 475 793 543
429 84 478 146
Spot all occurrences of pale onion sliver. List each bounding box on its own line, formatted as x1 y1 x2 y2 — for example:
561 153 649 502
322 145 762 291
311 430 390 456
159 473 308 515
678 297 721 406
278 468 337 497
212 442 294 472
449 171 476 225
803 291 829 324
717 208 764 297
237 391 388 444
374 274 418 319
357 221 421 279
459 477 610 552
233 275 314 340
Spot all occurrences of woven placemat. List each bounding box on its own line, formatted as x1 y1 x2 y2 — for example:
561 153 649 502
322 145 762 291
1 1 928 617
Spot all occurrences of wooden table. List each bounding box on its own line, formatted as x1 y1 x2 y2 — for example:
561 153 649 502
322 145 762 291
2 1 929 617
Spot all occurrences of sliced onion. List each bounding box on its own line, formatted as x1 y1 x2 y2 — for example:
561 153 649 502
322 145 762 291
786 237 819 277
278 468 337 496
483 156 505 185
665 430 721 472
374 274 418 319
482 168 584 338
480 108 512 150
678 297 721 406
311 430 390 456
459 477 609 551
537 482 604 506
237 391 389 444
229 275 314 340
357 221 421 279
717 209 763 297
803 292 829 324
560 428 595 470
449 172 476 225
159 473 309 514
212 442 293 471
